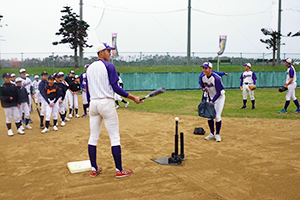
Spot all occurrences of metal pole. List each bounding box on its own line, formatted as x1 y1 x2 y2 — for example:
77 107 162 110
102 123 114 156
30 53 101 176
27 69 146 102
52 52 55 74
79 0 83 67
167 52 169 73
262 53 265 71
187 0 191 66
217 54 220 71
140 52 142 73
277 0 282 64
21 53 24 68
192 52 195 72
240 53 242 72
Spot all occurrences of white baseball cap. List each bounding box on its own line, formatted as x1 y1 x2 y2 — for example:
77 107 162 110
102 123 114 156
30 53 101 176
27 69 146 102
96 43 115 53
74 75 79 79
243 63 251 68
34 75 39 79
11 73 16 77
283 58 292 63
19 68 26 73
59 71 64 75
26 73 30 77
70 70 75 74
201 61 213 68
15 77 23 83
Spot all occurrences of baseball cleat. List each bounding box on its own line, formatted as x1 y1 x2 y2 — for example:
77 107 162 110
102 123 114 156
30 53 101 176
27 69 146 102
17 128 25 135
116 168 133 178
116 105 120 109
25 124 32 130
69 114 73 118
81 113 87 117
20 125 25 131
241 106 247 109
252 107 255 110
293 109 300 113
41 128 49 133
90 167 103 177
75 114 80 118
53 126 58 131
7 129 14 136
125 102 129 108
205 133 215 140
40 124 44 129
215 134 221 142
65 117 71 122
278 109 287 114
61 121 66 127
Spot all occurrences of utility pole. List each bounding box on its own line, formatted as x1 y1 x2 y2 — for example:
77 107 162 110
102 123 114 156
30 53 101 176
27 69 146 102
79 0 83 67
277 0 282 64
187 0 191 66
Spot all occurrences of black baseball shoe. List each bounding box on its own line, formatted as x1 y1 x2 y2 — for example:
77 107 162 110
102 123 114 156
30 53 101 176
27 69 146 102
252 107 255 110
40 124 44 129
241 106 247 109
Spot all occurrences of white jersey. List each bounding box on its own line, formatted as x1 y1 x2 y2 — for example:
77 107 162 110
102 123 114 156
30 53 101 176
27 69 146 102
21 77 32 94
118 77 123 87
241 71 255 84
87 60 114 100
32 80 41 91
286 65 297 84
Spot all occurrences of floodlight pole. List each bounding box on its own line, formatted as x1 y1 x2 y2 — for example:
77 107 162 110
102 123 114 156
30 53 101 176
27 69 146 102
79 0 83 67
187 0 191 66
277 0 282 64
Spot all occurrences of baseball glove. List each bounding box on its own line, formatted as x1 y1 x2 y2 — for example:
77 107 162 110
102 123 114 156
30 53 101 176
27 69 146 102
278 86 288 92
248 85 257 90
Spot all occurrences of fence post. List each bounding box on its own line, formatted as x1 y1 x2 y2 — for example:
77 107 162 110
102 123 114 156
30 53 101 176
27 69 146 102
192 52 195 72
240 53 242 71
262 53 265 71
283 53 286 71
21 53 24 68
139 52 142 73
52 52 55 74
167 52 169 73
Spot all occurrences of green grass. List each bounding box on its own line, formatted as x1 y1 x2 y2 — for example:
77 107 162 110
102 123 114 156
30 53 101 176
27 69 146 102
1 64 298 76
118 88 300 120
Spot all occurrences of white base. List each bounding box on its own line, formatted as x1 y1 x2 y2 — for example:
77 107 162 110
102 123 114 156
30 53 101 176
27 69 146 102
67 160 91 174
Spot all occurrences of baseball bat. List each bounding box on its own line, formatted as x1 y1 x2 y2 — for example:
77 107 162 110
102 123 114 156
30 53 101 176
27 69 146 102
140 87 166 101
34 102 41 116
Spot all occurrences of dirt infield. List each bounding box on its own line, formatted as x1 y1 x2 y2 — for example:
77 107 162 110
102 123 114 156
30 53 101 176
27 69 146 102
0 98 300 199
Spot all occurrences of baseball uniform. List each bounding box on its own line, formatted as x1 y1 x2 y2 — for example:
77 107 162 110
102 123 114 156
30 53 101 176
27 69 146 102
240 63 257 110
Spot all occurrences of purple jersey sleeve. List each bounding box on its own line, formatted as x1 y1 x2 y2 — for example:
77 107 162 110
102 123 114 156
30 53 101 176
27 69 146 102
211 73 224 103
199 73 205 88
252 71 257 85
289 66 295 78
240 73 243 86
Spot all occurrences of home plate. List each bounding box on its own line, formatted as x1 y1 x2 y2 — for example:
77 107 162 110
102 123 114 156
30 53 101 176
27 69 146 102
67 160 91 174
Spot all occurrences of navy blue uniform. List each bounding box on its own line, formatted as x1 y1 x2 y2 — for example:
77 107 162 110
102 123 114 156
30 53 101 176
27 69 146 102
0 83 20 108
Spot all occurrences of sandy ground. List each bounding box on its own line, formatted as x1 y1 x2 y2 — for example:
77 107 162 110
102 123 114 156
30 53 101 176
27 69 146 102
0 96 300 200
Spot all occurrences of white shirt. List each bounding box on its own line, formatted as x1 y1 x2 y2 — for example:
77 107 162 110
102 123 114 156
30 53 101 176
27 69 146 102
21 77 32 94
32 80 41 91
286 65 297 84
87 60 114 100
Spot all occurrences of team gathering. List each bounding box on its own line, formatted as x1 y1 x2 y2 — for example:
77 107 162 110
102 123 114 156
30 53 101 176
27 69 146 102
1 42 299 180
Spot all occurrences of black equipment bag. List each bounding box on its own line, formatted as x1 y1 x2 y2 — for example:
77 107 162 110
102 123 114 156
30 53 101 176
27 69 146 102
198 91 216 119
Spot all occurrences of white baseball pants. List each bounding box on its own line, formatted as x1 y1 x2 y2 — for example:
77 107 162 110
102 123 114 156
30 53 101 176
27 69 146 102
69 93 78 109
45 100 59 121
82 91 88 105
4 107 20 123
286 82 297 101
208 91 225 122
19 102 30 120
114 93 122 101
243 84 255 100
88 99 120 147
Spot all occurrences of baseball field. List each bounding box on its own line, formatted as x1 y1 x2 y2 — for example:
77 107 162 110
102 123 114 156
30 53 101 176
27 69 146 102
0 91 300 200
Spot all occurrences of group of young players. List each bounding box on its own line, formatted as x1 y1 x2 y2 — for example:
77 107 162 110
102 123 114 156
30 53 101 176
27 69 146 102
0 67 87 136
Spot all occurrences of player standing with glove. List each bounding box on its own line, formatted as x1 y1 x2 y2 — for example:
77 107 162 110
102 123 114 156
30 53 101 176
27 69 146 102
278 58 300 113
240 63 257 110
87 43 143 178
199 61 225 142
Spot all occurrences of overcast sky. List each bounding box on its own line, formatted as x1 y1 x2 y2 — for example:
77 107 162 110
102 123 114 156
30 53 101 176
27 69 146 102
0 0 300 59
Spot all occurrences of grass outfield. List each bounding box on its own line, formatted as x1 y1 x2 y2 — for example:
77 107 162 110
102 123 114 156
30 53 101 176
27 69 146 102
1 64 299 75
123 88 300 120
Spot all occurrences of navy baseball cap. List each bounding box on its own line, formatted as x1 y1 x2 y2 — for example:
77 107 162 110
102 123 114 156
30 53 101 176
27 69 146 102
55 73 61 78
48 75 55 80
201 61 213 68
41 71 48 76
2 72 11 78
96 43 115 53
283 58 292 63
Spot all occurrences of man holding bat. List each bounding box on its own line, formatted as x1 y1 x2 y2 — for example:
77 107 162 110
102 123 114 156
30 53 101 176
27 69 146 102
87 43 143 178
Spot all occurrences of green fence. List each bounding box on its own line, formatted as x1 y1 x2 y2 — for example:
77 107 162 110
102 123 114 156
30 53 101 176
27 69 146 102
121 71 300 91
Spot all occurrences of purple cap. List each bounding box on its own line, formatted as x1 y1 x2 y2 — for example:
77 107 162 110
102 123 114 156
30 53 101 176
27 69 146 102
201 61 213 68
283 58 292 63
243 63 251 67
96 43 115 53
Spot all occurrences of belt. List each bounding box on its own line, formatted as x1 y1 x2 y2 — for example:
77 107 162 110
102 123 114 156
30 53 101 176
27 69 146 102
244 83 249 85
